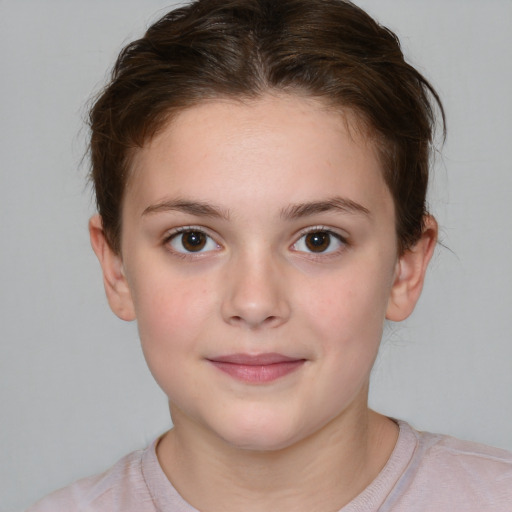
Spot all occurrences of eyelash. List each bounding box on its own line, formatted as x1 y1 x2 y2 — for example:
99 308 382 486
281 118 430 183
163 226 220 258
163 225 348 259
291 226 348 258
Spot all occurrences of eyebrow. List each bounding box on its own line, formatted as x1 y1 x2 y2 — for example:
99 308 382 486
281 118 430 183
280 197 370 220
141 196 370 221
142 199 230 220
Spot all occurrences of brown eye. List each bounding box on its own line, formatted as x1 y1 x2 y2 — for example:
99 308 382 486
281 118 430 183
304 231 331 252
169 229 217 254
182 231 206 251
292 229 345 255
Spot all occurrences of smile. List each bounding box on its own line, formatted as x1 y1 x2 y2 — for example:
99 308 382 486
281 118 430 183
207 353 306 384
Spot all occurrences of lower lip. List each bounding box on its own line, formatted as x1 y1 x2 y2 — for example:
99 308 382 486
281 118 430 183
209 360 305 383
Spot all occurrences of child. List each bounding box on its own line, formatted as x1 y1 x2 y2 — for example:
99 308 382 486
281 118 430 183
28 0 512 510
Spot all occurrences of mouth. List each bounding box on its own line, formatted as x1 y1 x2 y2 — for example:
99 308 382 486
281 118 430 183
206 353 306 384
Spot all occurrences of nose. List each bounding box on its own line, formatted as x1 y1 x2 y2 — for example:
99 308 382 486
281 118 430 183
221 251 291 329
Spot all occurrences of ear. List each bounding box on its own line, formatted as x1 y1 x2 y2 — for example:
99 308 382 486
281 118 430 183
386 215 438 322
89 215 136 321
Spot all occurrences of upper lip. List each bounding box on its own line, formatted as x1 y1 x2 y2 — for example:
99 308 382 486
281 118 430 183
207 353 303 365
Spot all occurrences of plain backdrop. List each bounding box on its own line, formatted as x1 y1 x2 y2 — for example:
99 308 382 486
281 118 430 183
1 1 511 510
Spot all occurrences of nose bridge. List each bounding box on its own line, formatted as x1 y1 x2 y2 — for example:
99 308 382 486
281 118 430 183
221 243 290 329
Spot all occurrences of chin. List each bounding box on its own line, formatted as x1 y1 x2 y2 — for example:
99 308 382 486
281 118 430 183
212 410 307 452
222 431 299 452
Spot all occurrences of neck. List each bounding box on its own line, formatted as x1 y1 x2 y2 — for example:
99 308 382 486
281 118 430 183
157 405 398 512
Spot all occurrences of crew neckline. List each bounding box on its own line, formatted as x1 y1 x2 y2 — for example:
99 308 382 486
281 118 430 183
142 420 419 512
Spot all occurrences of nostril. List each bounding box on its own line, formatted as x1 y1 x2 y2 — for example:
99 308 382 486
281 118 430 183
228 314 281 328
222 278 291 328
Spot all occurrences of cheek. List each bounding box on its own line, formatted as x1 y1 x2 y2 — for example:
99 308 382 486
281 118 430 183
129 271 216 372
299 260 393 352
134 269 211 327
131 277 214 405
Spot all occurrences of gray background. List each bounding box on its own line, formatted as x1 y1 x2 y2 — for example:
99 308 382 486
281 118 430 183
1 1 511 510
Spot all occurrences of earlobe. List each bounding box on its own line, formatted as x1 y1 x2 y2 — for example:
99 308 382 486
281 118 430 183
89 215 136 321
386 215 438 322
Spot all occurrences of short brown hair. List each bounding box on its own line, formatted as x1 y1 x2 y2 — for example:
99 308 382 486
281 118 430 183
89 0 445 254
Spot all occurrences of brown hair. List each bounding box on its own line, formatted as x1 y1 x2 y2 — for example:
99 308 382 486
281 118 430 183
89 0 445 254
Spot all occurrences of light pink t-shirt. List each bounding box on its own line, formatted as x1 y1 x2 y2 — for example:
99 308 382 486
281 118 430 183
27 421 512 511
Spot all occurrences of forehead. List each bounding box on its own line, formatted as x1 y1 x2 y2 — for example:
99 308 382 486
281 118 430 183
126 94 392 218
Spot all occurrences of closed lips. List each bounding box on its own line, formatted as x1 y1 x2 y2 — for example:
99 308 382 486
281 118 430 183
207 353 306 383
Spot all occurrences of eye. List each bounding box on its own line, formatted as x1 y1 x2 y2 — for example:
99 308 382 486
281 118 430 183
292 229 345 254
167 229 219 254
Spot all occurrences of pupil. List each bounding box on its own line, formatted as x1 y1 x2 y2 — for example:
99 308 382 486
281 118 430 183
305 232 330 252
183 231 206 252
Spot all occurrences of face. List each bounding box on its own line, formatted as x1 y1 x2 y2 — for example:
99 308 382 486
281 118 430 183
94 94 429 451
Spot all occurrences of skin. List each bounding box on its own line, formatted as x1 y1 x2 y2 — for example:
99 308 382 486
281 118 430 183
90 94 437 512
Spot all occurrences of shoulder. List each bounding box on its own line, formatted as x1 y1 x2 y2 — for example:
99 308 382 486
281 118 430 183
416 426 512 480
26 447 152 512
393 422 512 510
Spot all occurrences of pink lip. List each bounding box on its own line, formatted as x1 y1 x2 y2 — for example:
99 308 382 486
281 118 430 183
207 353 306 383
